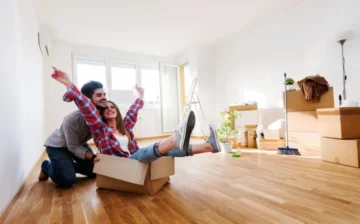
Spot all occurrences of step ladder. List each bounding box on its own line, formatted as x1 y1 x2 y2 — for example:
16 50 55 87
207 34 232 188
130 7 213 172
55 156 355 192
182 77 207 139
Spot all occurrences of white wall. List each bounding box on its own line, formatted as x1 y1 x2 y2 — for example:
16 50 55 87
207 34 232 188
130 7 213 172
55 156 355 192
43 41 177 139
0 0 44 213
215 0 360 113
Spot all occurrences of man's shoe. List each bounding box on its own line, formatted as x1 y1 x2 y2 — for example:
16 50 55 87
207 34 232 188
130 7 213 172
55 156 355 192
38 170 49 181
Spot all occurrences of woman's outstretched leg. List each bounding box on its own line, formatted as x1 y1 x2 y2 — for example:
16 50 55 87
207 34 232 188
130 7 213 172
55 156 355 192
157 110 195 154
165 124 221 157
129 110 195 162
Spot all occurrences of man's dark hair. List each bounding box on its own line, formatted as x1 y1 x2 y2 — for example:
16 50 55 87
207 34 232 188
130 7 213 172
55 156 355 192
81 81 103 99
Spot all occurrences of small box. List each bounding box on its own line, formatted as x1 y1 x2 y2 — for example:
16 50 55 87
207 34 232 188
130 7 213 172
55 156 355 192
321 137 360 168
288 111 318 132
263 129 281 140
247 130 257 148
317 107 360 139
283 87 334 112
258 138 285 150
94 154 175 195
288 132 321 156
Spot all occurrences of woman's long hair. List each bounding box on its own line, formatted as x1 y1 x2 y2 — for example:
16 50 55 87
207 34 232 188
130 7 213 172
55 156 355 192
101 101 131 146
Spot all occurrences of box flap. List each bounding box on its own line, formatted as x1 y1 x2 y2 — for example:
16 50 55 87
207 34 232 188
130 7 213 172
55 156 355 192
94 154 149 185
245 124 257 129
150 157 175 180
317 107 360 115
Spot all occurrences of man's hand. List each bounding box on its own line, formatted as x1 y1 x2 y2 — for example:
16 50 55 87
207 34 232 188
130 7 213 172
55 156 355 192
51 66 72 88
93 157 100 164
135 84 144 99
84 150 100 164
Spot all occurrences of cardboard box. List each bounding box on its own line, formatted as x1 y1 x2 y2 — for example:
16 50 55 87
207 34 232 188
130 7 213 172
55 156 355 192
263 129 281 140
94 154 175 195
245 124 257 130
283 87 334 112
288 132 321 156
317 107 360 139
288 111 318 132
247 130 257 148
321 137 360 168
257 138 285 150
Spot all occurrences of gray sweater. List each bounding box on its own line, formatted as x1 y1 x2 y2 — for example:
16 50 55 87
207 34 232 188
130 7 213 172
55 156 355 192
44 110 93 159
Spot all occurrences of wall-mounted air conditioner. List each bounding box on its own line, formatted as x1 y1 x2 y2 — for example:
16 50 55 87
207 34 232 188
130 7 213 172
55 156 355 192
38 25 52 56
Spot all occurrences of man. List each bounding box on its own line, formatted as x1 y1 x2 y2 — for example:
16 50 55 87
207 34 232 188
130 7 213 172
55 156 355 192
39 80 106 188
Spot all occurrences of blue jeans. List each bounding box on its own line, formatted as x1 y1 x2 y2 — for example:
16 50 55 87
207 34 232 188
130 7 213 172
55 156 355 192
41 145 96 188
129 142 192 163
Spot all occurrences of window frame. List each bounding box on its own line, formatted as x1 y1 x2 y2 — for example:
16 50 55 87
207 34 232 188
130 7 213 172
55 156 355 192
72 54 110 95
109 60 138 92
71 53 182 134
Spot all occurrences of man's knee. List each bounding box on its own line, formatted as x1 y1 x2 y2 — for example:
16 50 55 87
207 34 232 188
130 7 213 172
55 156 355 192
57 173 76 188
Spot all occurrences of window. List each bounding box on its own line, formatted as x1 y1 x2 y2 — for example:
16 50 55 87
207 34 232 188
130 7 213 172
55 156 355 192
110 63 137 105
111 63 136 90
73 55 181 137
140 66 160 104
75 59 106 89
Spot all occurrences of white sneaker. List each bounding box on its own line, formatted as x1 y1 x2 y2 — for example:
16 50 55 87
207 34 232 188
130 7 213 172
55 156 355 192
206 124 221 153
174 111 196 150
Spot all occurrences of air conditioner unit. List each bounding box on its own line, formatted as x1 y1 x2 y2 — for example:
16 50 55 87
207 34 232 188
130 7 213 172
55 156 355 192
38 25 52 56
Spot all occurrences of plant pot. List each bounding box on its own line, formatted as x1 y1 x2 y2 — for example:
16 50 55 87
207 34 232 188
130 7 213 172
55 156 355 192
286 84 295 91
220 142 233 153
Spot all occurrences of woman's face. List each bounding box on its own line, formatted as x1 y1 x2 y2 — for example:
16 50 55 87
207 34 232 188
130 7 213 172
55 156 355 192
103 102 117 120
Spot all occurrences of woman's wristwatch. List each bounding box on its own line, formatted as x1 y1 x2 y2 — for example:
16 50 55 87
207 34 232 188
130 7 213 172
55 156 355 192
91 154 97 162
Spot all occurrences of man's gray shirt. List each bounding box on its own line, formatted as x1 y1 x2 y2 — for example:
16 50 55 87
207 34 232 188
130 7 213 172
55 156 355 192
44 110 93 159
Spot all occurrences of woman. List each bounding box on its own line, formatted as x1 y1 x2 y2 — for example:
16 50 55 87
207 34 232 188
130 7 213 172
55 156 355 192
51 67 220 163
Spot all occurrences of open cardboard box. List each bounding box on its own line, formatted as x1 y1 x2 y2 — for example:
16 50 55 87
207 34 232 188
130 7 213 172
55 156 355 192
283 87 334 112
93 154 175 195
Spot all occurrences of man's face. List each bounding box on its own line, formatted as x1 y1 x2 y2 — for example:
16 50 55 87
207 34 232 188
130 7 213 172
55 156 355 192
91 88 107 108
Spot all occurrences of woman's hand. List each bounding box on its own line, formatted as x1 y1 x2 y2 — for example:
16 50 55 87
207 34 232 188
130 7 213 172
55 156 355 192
51 66 72 89
135 84 144 99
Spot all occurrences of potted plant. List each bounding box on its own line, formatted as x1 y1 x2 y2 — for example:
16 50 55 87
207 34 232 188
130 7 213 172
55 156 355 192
285 77 296 91
217 110 241 153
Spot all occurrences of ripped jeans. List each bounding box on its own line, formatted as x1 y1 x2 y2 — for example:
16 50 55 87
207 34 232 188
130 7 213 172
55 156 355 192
129 142 193 163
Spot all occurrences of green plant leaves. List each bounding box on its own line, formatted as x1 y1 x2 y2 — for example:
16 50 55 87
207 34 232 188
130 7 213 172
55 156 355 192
285 77 295 85
217 110 241 143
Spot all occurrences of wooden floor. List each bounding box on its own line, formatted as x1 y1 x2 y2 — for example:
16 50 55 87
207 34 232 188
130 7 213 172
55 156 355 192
2 141 360 223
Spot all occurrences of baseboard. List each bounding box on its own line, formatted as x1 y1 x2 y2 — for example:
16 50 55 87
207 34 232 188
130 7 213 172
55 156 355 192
0 149 47 221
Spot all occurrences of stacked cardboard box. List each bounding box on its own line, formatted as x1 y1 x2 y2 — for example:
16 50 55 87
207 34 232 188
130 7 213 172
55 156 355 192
283 87 334 156
317 107 360 168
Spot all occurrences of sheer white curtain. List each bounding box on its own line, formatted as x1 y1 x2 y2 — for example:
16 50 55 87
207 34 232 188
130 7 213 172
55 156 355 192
160 65 179 133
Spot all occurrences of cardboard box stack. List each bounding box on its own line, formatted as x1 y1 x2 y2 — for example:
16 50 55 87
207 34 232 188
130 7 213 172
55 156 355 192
317 107 360 168
283 87 334 156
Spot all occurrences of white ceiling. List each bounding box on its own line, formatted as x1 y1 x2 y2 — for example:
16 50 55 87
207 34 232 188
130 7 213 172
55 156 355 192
33 0 303 57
